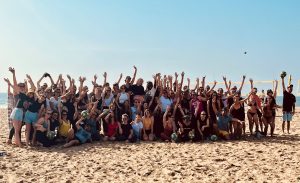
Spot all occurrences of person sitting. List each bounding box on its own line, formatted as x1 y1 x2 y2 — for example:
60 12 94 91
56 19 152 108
117 114 135 142
63 116 92 148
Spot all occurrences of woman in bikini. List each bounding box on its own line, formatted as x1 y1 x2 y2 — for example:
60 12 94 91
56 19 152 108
247 97 260 135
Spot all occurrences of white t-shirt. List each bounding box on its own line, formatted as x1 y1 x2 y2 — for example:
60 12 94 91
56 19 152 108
50 97 61 110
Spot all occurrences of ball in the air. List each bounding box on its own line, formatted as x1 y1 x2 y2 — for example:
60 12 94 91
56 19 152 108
47 131 56 140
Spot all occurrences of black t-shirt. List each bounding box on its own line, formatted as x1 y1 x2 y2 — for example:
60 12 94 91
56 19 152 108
125 84 133 93
131 85 145 96
91 95 103 110
63 99 75 123
181 97 191 110
15 93 28 109
50 119 60 131
283 90 296 112
121 123 132 138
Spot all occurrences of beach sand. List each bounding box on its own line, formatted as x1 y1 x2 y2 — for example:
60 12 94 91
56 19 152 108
0 108 300 183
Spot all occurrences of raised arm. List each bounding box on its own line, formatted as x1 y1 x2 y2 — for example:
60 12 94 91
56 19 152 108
238 75 246 92
194 77 199 91
207 80 217 94
187 78 190 90
249 78 254 90
130 66 137 85
117 73 123 85
201 76 206 89
37 73 46 89
168 75 173 91
78 76 86 94
273 80 278 98
223 76 230 93
103 72 107 86
281 74 286 92
26 74 36 91
48 74 55 88
4 78 13 95
66 75 73 91
179 72 185 91
8 67 19 95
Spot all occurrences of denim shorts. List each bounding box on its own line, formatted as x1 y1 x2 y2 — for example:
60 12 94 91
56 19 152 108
24 111 39 124
283 112 293 122
10 108 24 122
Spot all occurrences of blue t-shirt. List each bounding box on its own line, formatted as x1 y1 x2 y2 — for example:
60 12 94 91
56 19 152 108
86 119 98 135
160 96 173 112
75 127 91 143
217 113 232 131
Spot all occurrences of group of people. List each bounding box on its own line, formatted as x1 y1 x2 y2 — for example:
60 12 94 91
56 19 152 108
4 66 296 148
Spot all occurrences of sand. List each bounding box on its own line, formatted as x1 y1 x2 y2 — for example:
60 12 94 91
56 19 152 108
0 108 300 183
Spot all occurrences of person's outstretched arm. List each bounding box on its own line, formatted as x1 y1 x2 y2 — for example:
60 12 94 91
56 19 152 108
238 75 246 92
130 66 137 85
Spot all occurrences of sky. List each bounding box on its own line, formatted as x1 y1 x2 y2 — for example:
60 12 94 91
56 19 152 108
0 0 299 94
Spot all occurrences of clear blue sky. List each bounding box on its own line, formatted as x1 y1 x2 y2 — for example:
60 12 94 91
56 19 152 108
0 1 299 94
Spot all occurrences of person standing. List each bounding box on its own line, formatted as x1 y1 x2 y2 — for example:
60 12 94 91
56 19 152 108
281 74 296 134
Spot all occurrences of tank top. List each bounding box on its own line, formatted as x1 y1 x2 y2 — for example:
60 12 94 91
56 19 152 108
143 117 152 130
59 119 71 137
119 92 128 104
231 104 245 121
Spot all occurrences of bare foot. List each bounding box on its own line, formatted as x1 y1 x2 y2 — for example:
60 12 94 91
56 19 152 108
6 139 12 145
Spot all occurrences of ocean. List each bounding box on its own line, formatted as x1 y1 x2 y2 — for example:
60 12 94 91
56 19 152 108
0 93 299 108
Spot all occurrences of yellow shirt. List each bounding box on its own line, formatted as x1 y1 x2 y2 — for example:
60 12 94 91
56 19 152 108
59 119 71 137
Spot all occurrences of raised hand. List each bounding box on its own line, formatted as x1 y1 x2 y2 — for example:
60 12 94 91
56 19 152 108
26 74 32 81
249 78 253 83
175 72 178 78
181 72 185 77
103 72 107 78
243 75 246 80
8 67 15 74
223 76 226 81
133 65 137 70
94 74 98 81
4 78 10 84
